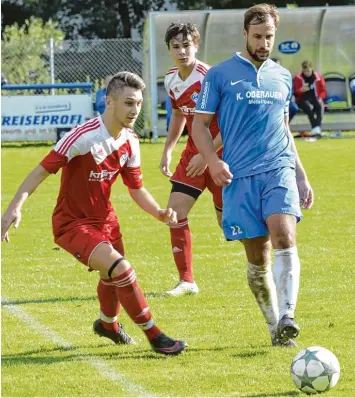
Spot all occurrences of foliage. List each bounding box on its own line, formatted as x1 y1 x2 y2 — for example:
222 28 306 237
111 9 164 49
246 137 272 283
1 17 64 84
174 0 355 9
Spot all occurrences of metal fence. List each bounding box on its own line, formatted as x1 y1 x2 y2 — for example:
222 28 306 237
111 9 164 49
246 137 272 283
1 38 145 134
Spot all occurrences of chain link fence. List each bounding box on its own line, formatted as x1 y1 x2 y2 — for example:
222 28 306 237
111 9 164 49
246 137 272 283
1 38 145 134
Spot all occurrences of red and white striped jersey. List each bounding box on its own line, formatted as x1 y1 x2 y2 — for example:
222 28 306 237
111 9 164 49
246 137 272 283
40 116 143 236
165 59 220 154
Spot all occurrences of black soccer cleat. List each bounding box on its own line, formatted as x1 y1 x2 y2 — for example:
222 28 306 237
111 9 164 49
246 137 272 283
277 315 300 340
93 319 136 345
150 333 186 355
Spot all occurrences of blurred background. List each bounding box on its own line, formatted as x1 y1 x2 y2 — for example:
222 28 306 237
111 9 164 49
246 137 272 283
1 0 355 141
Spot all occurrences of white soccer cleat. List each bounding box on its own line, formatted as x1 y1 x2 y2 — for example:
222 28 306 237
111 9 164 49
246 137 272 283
163 280 199 296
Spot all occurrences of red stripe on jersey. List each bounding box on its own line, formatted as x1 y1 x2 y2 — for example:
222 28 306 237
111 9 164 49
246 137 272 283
197 62 209 71
57 119 100 155
196 66 207 75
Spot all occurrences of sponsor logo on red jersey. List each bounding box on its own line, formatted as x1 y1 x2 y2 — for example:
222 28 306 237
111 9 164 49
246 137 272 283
89 169 119 182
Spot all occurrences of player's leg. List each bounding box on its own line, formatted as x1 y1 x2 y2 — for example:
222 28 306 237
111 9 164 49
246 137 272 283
164 152 206 296
95 228 125 340
164 188 199 296
90 242 186 355
242 236 282 346
222 176 286 346
263 167 303 342
266 214 301 340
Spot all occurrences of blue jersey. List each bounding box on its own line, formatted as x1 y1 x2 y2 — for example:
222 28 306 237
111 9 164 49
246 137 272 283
195 53 295 178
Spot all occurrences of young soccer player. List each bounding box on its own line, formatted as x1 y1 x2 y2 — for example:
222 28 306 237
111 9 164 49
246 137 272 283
160 22 223 296
1 71 186 356
192 4 313 347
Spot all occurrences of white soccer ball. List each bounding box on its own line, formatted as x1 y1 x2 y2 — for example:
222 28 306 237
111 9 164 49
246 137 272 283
290 346 340 394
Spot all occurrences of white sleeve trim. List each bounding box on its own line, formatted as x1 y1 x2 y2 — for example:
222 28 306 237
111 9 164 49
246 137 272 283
195 110 216 114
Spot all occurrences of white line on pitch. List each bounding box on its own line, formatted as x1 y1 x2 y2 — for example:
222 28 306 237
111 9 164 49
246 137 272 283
2 300 156 397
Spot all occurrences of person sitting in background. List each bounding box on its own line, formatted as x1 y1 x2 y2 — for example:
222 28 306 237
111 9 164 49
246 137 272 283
293 60 326 135
94 75 113 115
271 57 298 122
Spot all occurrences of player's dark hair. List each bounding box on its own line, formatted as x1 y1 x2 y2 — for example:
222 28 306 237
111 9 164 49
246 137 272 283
165 22 200 49
244 3 280 31
106 71 145 98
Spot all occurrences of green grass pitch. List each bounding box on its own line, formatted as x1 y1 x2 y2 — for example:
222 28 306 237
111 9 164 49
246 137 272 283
2 138 355 397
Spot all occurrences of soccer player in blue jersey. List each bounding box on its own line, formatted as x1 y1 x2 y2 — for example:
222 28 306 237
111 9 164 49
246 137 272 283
192 3 313 347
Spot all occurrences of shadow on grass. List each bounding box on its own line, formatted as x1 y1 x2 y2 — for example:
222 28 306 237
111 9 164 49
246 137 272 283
1 347 169 365
1 296 97 306
2 341 255 366
247 392 300 397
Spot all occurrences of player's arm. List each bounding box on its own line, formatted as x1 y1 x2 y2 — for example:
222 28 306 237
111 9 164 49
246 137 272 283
192 113 232 186
285 114 313 209
186 130 223 178
1 165 50 242
128 187 177 224
160 108 186 177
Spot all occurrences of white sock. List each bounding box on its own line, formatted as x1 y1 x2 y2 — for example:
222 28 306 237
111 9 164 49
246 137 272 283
273 247 300 320
247 262 279 338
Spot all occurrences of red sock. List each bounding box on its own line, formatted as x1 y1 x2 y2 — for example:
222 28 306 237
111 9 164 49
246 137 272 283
102 268 161 341
97 279 121 332
170 218 193 282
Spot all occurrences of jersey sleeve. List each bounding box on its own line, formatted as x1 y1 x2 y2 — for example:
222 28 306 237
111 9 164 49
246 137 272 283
40 149 68 174
164 74 178 109
121 134 143 189
195 67 221 114
40 129 82 174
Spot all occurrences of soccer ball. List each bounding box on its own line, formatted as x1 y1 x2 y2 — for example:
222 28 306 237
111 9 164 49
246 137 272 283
290 346 340 394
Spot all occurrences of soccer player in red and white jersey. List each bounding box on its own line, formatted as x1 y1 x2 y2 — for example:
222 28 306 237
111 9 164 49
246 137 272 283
159 22 223 296
1 72 186 355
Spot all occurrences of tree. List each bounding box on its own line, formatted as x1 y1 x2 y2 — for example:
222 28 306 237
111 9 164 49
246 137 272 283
174 0 355 9
1 0 168 39
1 17 64 84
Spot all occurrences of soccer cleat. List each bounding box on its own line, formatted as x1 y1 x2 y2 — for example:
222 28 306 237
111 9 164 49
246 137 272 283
150 333 186 355
93 319 136 345
277 315 300 340
163 280 199 296
272 337 297 347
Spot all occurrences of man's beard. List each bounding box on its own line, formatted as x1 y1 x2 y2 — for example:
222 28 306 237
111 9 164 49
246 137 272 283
246 40 269 62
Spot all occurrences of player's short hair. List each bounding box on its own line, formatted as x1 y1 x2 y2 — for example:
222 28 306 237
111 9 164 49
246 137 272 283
106 71 145 98
244 3 280 31
165 22 200 48
302 60 313 69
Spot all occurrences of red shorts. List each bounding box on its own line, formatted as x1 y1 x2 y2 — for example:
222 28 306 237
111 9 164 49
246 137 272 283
171 150 222 211
54 222 124 268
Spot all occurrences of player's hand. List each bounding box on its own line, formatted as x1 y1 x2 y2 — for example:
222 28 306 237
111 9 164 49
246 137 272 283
186 153 207 177
159 153 172 177
157 208 177 225
209 159 233 186
301 84 310 93
297 178 314 209
1 208 22 243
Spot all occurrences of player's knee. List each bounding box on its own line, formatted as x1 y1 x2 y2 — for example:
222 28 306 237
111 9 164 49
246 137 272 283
108 257 132 279
272 232 295 249
243 238 271 265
